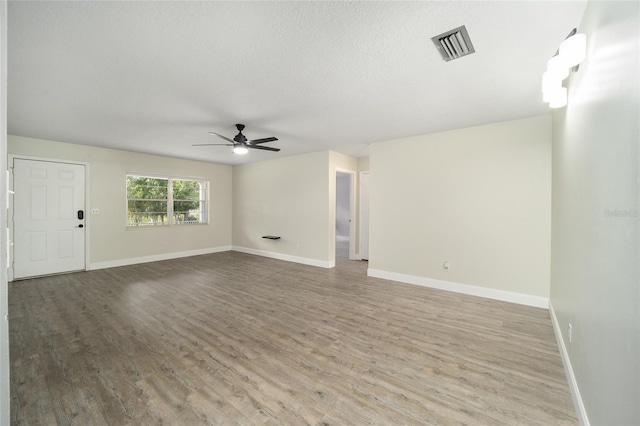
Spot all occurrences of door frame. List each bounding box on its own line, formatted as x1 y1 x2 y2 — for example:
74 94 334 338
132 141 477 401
359 171 370 261
8 155 91 281
333 168 356 262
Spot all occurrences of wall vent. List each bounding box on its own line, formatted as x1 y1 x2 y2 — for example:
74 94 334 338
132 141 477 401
431 25 475 62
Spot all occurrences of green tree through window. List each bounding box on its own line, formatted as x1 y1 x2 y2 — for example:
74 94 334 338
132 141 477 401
173 179 202 224
126 175 208 226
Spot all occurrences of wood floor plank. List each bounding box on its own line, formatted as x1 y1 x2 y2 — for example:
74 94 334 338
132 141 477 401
9 251 577 425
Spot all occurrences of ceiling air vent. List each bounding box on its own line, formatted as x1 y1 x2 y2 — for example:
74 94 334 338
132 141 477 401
431 25 475 62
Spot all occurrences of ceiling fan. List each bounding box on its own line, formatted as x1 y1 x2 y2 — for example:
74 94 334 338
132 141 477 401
193 123 280 155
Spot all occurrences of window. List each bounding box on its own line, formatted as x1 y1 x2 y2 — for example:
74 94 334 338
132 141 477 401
172 179 207 225
126 175 208 226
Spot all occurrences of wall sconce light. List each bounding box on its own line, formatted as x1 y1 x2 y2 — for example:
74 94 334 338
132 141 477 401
542 28 586 109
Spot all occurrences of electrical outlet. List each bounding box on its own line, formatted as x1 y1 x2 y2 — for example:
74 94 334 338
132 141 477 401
568 323 573 344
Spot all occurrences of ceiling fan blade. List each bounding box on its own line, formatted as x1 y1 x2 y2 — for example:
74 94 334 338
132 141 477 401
248 137 278 145
192 143 234 146
209 132 235 143
248 145 280 152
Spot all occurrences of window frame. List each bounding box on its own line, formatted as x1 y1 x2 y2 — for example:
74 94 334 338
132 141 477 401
126 173 209 228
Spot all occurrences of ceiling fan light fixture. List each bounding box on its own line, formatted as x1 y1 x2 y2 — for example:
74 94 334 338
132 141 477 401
233 145 248 155
197 124 280 154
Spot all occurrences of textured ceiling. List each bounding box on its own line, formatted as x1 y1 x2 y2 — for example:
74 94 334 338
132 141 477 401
8 1 587 165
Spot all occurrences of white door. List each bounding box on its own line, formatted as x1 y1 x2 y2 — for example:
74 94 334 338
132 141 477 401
359 171 370 261
13 159 86 279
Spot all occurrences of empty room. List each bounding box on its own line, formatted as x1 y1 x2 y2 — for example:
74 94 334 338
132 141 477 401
0 1 638 425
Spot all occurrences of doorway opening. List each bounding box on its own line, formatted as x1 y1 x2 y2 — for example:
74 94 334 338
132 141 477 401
335 170 355 263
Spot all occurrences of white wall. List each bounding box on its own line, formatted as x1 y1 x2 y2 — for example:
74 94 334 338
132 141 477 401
232 151 332 267
369 116 551 306
358 156 369 172
0 1 10 422
550 1 639 424
8 136 233 269
356 156 370 258
232 150 358 267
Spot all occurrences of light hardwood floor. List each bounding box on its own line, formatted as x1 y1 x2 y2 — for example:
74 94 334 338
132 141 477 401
9 251 577 425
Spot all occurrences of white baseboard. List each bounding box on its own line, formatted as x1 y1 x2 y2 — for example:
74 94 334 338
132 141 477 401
232 246 334 269
549 301 590 425
367 268 549 309
89 246 232 270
